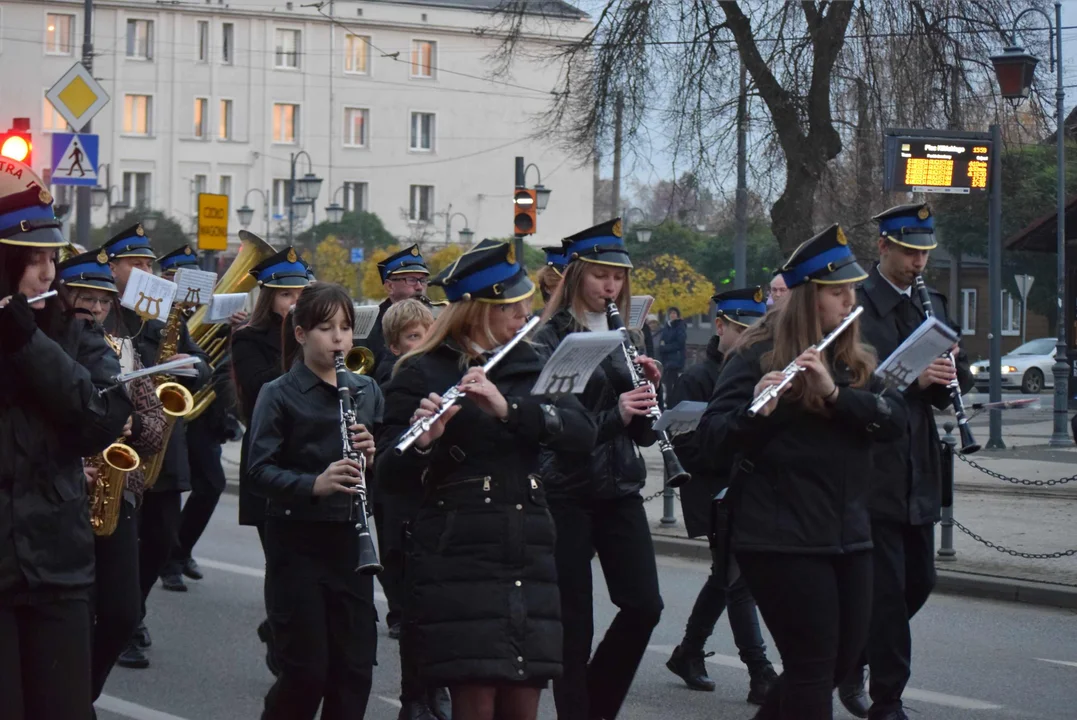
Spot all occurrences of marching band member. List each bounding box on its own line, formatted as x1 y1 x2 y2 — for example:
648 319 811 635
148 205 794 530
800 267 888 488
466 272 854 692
247 282 383 719
697 225 906 720
533 219 664 720
56 248 166 691
230 246 311 676
376 239 596 720
665 287 777 703
536 245 567 304
358 245 430 366
0 165 133 719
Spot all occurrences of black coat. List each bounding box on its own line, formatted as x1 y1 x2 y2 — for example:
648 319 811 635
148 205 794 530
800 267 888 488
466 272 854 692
669 336 726 539
533 309 657 500
231 317 283 526
857 266 974 525
375 340 596 686
248 361 383 522
698 339 907 554
658 318 687 370
113 306 210 493
0 319 133 601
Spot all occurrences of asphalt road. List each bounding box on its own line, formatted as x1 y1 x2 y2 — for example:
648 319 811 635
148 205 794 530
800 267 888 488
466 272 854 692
97 494 1077 720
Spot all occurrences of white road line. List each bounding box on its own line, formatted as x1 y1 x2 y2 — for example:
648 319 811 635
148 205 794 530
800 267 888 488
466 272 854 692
378 695 404 708
194 556 388 603
1035 658 1077 669
96 694 191 720
647 645 1003 711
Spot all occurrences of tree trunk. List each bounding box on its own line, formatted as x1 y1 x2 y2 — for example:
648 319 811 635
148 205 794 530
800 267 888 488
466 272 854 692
771 151 825 253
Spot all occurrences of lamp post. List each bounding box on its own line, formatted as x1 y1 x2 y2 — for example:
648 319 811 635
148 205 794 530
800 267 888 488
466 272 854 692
991 1 1069 446
287 151 323 244
324 186 351 225
520 164 552 214
622 206 652 243
236 188 271 244
90 163 129 225
444 204 474 245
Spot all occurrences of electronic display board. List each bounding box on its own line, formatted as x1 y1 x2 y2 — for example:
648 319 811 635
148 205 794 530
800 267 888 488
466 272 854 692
883 136 992 194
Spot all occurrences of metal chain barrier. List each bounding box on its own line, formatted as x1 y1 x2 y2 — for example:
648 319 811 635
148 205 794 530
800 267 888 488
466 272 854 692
952 518 1077 559
643 489 678 503
956 453 1077 486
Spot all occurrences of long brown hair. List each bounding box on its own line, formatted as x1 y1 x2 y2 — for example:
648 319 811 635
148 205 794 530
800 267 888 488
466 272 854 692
248 286 283 331
540 260 632 329
736 282 875 413
395 299 504 374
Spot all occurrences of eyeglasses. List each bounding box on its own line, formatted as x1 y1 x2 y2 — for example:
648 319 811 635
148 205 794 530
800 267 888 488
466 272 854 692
73 295 112 309
390 276 429 287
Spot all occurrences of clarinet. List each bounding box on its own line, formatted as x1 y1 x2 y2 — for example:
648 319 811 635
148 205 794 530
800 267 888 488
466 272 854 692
913 276 980 454
334 351 383 575
604 299 691 488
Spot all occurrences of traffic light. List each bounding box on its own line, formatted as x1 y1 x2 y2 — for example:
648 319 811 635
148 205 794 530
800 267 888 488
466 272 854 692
513 187 536 235
0 118 32 167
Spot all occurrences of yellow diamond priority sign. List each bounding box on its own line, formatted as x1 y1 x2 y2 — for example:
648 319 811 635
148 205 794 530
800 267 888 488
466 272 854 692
46 62 110 132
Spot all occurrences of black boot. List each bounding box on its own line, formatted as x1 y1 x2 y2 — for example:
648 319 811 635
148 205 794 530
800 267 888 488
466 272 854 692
181 556 204 580
397 701 438 720
747 664 778 705
838 665 870 719
257 619 280 677
428 687 451 720
665 645 715 691
133 622 152 649
116 641 149 669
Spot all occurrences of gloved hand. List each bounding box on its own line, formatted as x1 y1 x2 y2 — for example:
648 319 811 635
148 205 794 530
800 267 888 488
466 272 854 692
0 294 39 355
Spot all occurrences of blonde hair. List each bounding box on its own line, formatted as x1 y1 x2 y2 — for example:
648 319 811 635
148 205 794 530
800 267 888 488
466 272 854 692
383 298 434 348
540 260 632 328
736 282 876 413
535 265 564 302
395 298 528 374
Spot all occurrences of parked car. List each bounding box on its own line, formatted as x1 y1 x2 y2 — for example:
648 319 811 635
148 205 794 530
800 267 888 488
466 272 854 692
970 337 1056 393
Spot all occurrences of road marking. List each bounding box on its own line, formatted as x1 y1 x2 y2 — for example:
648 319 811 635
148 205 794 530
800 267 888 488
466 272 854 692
378 695 404 708
194 556 388 603
96 694 191 720
1035 658 1077 669
647 645 1002 711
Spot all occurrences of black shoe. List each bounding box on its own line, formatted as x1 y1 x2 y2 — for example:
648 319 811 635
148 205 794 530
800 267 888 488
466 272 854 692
838 665 870 719
397 701 439 720
747 665 778 705
868 706 909 720
133 622 152 649
116 642 149 669
428 687 451 720
389 623 402 640
665 644 715 691
181 557 203 580
257 619 280 677
160 573 187 592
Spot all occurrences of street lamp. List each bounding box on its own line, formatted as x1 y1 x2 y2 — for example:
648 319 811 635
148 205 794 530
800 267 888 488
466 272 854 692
293 197 312 223
109 201 130 225
623 206 652 243
287 151 323 243
522 164 552 214
444 204 474 245
326 203 345 224
991 2 1069 447
236 188 270 244
142 212 159 232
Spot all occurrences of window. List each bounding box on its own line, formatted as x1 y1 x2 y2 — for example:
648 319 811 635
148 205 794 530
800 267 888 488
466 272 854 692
193 97 208 139
271 178 291 219
222 23 234 64
126 19 153 60
219 99 233 140
43 97 69 132
961 288 977 335
122 171 151 209
193 174 208 197
123 94 152 135
343 182 367 213
410 40 435 78
273 103 298 143
345 34 370 74
45 13 75 55
197 21 209 62
219 175 232 201
409 112 434 151
275 29 300 69
409 185 434 223
1002 290 1021 336
344 107 369 147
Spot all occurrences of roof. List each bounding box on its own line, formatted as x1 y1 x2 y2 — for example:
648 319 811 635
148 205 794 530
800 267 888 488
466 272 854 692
1004 195 1077 252
367 0 587 19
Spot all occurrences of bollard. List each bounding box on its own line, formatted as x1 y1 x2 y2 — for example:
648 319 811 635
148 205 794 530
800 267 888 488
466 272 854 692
938 421 957 561
661 485 678 525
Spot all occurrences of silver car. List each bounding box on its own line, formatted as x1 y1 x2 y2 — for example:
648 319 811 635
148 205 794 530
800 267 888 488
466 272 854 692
970 337 1056 393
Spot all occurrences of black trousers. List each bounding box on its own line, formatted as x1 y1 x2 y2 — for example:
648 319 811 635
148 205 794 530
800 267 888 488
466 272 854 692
737 550 872 720
380 494 425 701
138 489 182 615
861 520 936 713
262 517 377 720
91 502 141 700
0 598 93 720
372 500 404 628
550 494 664 720
166 423 226 574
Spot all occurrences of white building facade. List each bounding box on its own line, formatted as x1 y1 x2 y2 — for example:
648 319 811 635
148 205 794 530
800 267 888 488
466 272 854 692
0 0 593 250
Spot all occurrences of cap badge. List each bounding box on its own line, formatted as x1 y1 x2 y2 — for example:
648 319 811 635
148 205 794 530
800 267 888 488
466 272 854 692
183 246 193 256
97 248 108 264
287 248 298 263
836 227 848 246
918 206 930 220
612 220 623 238
135 225 145 236
754 288 763 303
38 188 52 205
506 243 516 265
410 246 420 256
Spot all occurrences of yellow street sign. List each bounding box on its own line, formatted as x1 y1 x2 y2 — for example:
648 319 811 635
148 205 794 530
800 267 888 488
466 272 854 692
45 62 110 132
197 193 230 251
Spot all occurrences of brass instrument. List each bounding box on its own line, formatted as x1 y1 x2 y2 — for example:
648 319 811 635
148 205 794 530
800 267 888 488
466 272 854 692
184 230 277 421
344 346 375 375
141 302 196 488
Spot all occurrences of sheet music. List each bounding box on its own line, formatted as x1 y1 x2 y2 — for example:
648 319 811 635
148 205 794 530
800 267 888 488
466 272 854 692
874 316 959 391
532 331 626 396
120 269 177 322
652 400 708 436
173 268 217 307
353 304 381 340
628 296 655 330
207 293 247 323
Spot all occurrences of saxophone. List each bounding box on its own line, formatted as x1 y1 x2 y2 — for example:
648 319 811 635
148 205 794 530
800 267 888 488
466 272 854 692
140 305 195 488
88 334 142 537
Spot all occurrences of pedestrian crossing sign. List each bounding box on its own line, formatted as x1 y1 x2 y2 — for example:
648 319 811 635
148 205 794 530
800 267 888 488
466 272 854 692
50 133 99 187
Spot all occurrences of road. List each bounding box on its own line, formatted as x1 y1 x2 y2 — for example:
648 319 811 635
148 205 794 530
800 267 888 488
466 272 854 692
97 493 1077 720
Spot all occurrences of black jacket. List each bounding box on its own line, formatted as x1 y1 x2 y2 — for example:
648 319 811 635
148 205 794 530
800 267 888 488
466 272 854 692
375 340 596 685
698 339 907 555
857 266 974 525
112 306 210 493
670 336 727 539
248 360 383 522
658 318 687 370
231 317 284 526
533 309 657 500
1 319 132 601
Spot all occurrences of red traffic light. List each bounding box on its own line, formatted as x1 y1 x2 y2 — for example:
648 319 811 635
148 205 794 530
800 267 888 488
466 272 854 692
513 188 537 235
0 120 32 167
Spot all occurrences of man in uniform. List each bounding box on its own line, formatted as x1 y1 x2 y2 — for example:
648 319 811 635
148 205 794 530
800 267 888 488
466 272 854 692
358 245 429 365
102 226 211 669
840 204 973 720
665 287 777 704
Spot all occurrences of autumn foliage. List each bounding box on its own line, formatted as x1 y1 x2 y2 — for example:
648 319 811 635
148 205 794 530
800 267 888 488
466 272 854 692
632 254 714 317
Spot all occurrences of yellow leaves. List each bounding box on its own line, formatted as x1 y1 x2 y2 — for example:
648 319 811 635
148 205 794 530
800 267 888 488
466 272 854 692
632 253 714 317
313 235 359 297
423 245 464 303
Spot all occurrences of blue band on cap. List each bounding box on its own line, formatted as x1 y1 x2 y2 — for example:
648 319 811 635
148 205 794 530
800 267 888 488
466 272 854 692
781 245 854 288
879 214 933 235
717 299 767 316
381 255 427 280
565 235 623 259
108 238 153 255
60 261 112 282
0 204 56 232
443 261 521 302
545 251 568 267
159 256 198 271
256 260 307 282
